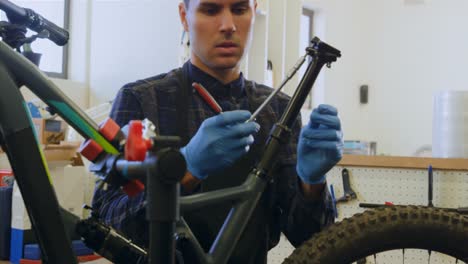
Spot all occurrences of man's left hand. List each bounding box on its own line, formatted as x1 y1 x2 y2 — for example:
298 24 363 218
296 104 343 185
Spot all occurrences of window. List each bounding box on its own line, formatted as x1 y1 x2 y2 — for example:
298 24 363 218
0 0 70 78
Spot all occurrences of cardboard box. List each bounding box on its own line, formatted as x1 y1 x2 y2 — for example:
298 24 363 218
0 142 80 170
32 118 67 145
43 142 81 162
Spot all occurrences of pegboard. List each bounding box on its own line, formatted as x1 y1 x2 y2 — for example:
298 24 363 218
268 165 468 264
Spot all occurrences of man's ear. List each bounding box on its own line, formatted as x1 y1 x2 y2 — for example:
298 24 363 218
179 2 189 32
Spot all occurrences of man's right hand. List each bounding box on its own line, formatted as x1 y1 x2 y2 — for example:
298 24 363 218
180 110 260 180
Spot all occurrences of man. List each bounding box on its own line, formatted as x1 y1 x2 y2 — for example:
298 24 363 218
92 0 343 263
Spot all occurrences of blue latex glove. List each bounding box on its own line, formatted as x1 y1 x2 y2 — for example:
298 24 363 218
181 110 260 180
297 104 343 184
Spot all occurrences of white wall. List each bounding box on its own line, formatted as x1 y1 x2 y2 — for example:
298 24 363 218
21 78 89 109
65 0 468 156
68 0 92 86
283 0 302 95
86 0 181 106
267 0 286 87
302 0 468 156
63 0 182 106
82 0 290 106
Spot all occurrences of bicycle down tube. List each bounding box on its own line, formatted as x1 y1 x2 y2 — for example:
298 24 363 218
0 46 77 263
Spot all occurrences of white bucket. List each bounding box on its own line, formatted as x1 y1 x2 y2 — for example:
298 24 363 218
433 91 468 158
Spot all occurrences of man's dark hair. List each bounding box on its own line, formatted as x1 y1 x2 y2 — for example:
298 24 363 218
184 0 189 8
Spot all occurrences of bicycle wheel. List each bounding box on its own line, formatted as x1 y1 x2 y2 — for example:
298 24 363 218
282 205 468 263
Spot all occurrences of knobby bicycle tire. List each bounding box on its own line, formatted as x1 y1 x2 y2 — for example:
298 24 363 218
282 205 468 263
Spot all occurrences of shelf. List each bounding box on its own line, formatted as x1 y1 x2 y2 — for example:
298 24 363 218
338 155 468 171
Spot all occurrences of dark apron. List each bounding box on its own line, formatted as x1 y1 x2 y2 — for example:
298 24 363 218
176 63 272 264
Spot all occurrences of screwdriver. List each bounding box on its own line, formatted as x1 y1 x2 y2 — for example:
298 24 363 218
245 54 307 123
428 165 433 207
192 82 223 114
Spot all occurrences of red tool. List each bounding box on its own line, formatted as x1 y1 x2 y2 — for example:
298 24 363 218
123 120 152 197
125 120 152 161
192 82 223 114
80 119 150 197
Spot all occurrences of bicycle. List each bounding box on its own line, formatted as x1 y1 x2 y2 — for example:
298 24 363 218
3 1 467 264
0 1 341 263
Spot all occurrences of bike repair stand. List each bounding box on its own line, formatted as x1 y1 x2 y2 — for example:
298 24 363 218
121 121 187 264
78 119 186 264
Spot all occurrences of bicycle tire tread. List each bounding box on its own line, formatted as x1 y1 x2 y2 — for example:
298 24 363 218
282 205 468 263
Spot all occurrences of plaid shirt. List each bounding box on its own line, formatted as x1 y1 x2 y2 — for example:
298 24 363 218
92 61 334 257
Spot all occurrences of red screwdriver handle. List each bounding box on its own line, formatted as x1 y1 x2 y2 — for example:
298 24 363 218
192 82 223 114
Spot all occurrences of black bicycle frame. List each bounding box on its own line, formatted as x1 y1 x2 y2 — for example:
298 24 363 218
0 35 340 264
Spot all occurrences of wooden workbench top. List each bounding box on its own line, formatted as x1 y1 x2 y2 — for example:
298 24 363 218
338 155 468 171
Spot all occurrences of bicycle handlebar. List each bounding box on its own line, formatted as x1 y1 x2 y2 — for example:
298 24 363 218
0 0 69 46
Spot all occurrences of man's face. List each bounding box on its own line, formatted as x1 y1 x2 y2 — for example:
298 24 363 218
180 0 257 71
